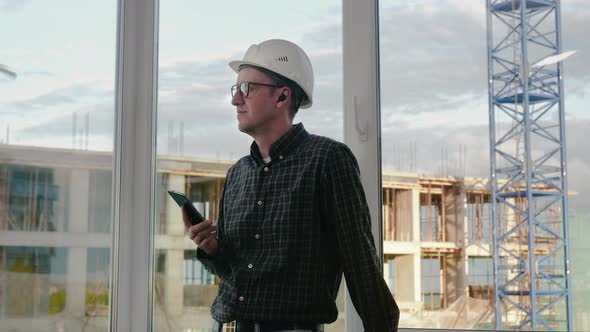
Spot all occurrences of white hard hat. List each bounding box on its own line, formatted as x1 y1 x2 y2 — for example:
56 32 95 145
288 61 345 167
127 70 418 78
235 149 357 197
229 39 314 109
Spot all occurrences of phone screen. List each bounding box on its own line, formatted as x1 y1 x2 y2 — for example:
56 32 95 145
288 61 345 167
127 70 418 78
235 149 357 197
167 190 205 225
168 190 190 207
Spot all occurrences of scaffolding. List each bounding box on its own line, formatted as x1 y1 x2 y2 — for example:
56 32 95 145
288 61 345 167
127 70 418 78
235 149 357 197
486 0 572 330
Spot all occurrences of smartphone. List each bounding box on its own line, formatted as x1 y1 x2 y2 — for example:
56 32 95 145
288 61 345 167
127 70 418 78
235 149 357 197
167 190 205 226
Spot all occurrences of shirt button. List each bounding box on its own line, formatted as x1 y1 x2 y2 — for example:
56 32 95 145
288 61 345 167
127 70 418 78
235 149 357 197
263 166 269 172
239 296 245 302
257 200 263 206
279 155 284 160
255 234 260 239
248 264 253 269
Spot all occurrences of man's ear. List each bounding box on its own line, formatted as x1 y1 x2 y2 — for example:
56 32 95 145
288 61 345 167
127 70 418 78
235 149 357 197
276 87 290 104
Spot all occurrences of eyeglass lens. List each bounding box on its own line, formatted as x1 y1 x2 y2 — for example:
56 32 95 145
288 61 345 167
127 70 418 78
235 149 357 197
231 82 249 98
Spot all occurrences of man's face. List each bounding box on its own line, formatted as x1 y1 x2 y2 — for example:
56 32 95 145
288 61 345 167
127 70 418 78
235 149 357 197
231 67 283 135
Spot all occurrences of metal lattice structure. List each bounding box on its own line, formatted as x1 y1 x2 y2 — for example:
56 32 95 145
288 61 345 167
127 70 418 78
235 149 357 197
486 0 572 330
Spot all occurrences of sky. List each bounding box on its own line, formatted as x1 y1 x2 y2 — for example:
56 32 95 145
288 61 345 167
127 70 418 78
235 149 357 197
1 0 589 210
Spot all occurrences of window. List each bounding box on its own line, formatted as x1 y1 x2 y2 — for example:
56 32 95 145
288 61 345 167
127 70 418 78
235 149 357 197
421 257 441 310
154 1 343 331
379 0 590 330
184 251 215 286
0 1 117 330
467 258 493 286
3 0 586 330
466 193 491 245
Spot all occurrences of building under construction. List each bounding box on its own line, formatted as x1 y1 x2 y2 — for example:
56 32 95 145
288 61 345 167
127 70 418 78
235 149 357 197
0 144 565 331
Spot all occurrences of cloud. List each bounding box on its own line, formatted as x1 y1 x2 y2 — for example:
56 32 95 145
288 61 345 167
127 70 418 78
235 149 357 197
159 58 232 85
382 94 488 130
377 1 590 117
114 1 590 207
301 19 342 51
379 3 488 110
16 101 114 140
3 0 588 215
19 70 55 78
4 82 112 113
561 9 590 81
0 0 31 11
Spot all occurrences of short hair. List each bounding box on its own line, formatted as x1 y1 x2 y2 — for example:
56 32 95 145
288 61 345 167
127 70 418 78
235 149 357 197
240 65 306 119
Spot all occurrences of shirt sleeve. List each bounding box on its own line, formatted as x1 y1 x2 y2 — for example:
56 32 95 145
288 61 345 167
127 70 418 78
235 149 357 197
321 143 400 332
197 169 232 277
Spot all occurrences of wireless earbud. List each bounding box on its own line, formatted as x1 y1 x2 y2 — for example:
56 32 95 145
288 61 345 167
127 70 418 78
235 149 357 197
277 94 286 102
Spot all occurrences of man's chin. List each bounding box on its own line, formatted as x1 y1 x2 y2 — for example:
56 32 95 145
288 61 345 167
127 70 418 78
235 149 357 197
238 122 251 134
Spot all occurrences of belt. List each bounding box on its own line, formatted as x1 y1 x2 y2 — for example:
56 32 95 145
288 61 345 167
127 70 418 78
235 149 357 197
228 320 324 332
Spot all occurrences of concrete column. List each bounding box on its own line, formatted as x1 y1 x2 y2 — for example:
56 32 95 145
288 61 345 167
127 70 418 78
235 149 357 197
65 169 90 330
396 254 421 311
395 189 420 242
163 249 184 317
394 190 409 241
445 185 465 244
166 174 186 236
411 189 420 242
444 186 467 305
464 192 475 247
163 174 186 316
445 254 466 306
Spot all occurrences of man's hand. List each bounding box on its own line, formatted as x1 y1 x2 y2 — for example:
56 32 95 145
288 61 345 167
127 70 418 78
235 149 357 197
182 206 219 256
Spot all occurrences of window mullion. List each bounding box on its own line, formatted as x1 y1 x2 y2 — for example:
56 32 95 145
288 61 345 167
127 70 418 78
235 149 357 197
111 0 159 331
342 0 382 331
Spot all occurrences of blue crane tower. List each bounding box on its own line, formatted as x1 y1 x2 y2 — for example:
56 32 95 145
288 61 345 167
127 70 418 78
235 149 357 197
486 0 572 330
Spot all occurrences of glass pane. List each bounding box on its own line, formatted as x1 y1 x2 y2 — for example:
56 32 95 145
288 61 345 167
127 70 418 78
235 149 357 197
0 1 117 331
563 1 590 330
154 1 342 331
380 0 589 330
379 1 493 325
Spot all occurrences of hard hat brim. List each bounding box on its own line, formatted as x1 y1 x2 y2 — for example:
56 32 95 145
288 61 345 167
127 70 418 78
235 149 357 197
228 60 312 109
228 60 258 74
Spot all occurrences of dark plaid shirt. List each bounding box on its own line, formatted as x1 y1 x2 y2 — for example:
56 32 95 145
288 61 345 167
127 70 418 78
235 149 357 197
198 123 399 331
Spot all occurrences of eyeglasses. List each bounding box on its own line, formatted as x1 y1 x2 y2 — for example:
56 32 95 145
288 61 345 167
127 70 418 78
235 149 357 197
230 81 281 98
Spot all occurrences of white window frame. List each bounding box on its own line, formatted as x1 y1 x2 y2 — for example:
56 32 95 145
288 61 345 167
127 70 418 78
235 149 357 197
110 0 159 330
342 0 383 330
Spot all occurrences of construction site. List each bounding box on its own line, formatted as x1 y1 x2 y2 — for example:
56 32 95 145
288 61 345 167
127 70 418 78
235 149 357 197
0 143 572 331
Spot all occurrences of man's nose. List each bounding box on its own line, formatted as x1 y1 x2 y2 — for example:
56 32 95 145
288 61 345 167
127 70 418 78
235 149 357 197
231 91 243 106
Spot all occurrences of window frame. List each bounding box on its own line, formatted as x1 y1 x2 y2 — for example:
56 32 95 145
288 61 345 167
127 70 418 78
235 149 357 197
342 0 383 330
110 0 159 330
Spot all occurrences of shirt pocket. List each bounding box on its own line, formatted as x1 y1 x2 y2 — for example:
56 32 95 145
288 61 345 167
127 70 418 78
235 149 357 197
222 186 254 239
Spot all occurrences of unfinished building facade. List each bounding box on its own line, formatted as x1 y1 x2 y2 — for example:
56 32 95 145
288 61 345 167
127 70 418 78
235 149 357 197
1 146 560 330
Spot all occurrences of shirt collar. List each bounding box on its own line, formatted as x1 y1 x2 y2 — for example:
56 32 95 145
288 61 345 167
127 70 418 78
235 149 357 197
250 123 309 165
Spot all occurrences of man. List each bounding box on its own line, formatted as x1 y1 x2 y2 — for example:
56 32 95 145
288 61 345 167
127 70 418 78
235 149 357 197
184 39 399 332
